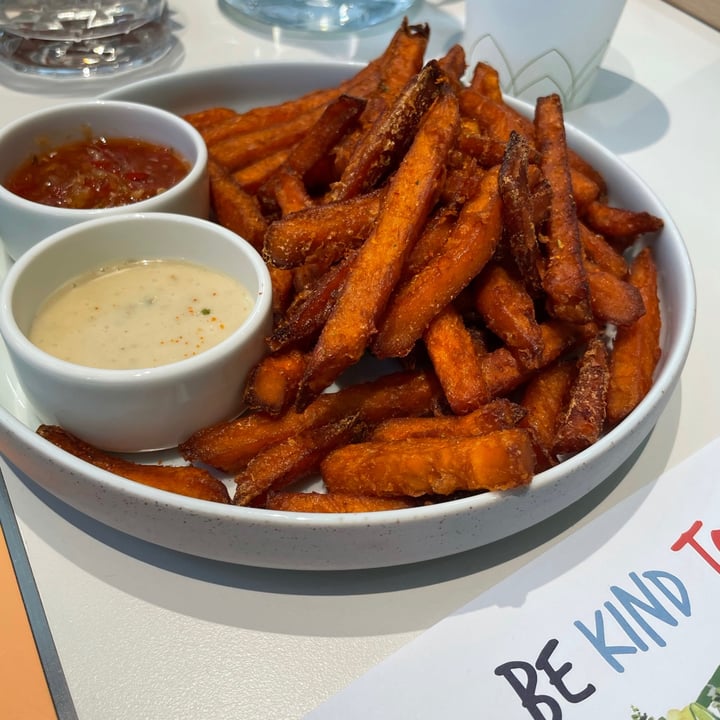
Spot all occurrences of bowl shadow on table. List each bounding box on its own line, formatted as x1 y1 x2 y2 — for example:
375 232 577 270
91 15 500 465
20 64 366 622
567 67 670 156
11 382 683 637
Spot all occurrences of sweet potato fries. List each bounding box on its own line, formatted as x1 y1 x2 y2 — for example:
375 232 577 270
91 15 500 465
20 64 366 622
39 19 665 513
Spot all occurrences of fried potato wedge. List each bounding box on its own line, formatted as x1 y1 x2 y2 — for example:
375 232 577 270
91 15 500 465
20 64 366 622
468 61 503 102
210 109 325 173
37 425 230 504
519 359 576 470
232 149 290 194
580 222 629 279
534 93 592 323
424 302 490 414
457 127 509 168
570 167 602 212
321 429 535 497
328 59 446 202
606 247 662 426
369 398 526 441
268 252 355 353
586 261 646 327
258 93 367 209
373 165 502 359
244 348 308 415
196 90 339 146
182 106 237 131
233 415 360 506
298 86 460 405
459 88 530 145
552 335 610 455
268 169 313 215
480 320 585 399
268 264 295 316
582 200 664 247
180 369 439 473
263 189 383 268
438 151 484 208
473 262 545 367
208 160 268 251
498 130 544 297
403 205 457 277
459 86 608 194
192 42 392 145
371 19 430 104
436 43 467 90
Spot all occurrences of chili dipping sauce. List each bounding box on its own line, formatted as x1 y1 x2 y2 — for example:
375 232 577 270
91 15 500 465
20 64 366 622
4 135 191 209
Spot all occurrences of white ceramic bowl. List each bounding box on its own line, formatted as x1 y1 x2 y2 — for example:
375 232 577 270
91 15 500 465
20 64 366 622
0 99 209 260
0 63 696 570
0 212 272 453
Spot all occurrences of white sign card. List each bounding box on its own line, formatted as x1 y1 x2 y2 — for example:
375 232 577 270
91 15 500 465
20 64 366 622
307 438 720 720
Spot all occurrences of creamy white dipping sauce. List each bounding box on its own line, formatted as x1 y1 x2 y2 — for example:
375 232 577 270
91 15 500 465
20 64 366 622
29 259 254 369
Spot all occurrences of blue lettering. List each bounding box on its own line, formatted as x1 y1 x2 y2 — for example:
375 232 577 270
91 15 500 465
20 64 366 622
574 610 637 672
643 570 691 616
610 571 682 647
605 601 649 651
574 570 691 673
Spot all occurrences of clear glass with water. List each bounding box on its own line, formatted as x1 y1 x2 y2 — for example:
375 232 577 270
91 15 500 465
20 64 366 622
0 0 171 76
219 0 416 33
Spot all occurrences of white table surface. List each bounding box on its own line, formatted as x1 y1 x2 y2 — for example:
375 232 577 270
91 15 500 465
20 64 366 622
1 1 718 718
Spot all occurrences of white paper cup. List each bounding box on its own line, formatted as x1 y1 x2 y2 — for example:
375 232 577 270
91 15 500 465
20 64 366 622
464 0 627 109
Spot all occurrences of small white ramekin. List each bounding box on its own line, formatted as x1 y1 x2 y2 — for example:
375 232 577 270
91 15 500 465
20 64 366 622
0 212 272 452
0 99 209 260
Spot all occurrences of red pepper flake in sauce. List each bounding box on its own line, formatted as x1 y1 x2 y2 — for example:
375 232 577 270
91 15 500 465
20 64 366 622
3 136 191 209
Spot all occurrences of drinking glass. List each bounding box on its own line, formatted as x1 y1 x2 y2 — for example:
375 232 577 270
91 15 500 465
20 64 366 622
0 0 172 76
219 0 416 33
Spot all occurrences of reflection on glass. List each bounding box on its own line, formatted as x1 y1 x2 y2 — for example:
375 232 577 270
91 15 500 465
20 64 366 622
0 1 172 76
